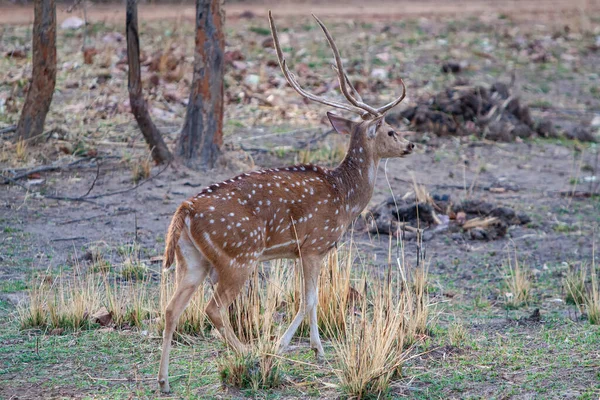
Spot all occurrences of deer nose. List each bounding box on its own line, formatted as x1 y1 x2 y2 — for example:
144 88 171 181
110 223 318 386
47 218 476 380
406 142 415 152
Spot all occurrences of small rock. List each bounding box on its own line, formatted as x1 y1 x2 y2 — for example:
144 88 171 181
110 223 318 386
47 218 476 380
536 120 558 138
92 307 112 327
102 32 125 44
61 16 85 30
441 62 461 74
244 74 260 89
511 123 534 139
232 60 247 70
517 213 531 225
5 49 27 59
565 126 596 142
451 233 464 241
370 68 388 80
239 10 255 19
469 228 487 240
422 231 435 242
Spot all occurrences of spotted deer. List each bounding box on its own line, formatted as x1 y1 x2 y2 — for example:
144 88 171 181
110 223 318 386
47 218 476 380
158 11 414 393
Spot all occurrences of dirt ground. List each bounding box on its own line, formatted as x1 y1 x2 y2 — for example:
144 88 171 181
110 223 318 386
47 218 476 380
0 0 599 25
1 1 600 399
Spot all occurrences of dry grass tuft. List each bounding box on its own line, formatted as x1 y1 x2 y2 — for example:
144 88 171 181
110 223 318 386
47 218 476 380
219 265 284 390
15 139 28 162
448 319 468 347
131 154 152 183
329 281 405 399
18 261 157 332
564 263 587 306
328 252 432 399
502 249 532 309
317 246 354 338
565 259 600 325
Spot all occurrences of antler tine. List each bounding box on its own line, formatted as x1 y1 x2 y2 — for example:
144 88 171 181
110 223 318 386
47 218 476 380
331 65 363 103
312 14 381 117
377 77 407 115
268 11 364 115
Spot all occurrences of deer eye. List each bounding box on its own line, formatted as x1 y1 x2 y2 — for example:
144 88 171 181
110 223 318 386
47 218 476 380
388 130 395 137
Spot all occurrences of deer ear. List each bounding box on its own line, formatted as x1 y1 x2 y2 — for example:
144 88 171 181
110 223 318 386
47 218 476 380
366 115 385 139
327 112 355 135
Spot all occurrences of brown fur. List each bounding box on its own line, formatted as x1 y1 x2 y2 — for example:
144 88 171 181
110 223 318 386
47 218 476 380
162 204 188 269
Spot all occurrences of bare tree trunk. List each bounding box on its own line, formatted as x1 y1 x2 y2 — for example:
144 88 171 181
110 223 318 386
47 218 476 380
178 0 224 169
126 0 172 164
15 0 56 143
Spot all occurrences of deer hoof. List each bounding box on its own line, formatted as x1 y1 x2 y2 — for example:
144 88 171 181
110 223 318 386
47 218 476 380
312 347 325 361
158 378 170 394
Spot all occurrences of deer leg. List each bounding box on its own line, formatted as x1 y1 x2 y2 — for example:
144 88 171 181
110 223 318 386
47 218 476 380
308 282 325 358
279 256 322 354
158 234 210 393
205 266 251 354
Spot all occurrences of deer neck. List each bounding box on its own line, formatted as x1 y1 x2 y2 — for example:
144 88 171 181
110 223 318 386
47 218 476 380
332 136 379 220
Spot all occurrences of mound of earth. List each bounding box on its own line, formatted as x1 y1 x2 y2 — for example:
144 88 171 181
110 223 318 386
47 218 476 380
391 81 596 142
355 195 530 242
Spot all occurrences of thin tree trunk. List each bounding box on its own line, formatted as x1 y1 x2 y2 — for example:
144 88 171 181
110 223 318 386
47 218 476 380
178 0 224 169
15 0 56 143
126 0 172 164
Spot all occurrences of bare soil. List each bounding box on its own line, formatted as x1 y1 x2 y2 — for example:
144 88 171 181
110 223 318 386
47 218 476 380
1 1 600 398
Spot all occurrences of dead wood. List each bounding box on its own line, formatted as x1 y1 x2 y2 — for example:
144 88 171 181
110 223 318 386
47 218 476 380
126 0 172 164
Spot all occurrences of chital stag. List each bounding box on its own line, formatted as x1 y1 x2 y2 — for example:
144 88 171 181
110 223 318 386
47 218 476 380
158 11 413 393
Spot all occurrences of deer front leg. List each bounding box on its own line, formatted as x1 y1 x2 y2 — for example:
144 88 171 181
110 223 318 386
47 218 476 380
278 255 323 355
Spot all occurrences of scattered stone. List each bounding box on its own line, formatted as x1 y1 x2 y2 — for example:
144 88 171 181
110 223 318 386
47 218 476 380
61 16 85 30
565 126 596 142
370 68 388 80
441 62 461 74
239 10 256 19
92 307 112 327
244 74 260 89
102 32 125 44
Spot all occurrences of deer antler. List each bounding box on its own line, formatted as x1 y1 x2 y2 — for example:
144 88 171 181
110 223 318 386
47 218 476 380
269 11 408 119
311 14 381 117
268 11 366 115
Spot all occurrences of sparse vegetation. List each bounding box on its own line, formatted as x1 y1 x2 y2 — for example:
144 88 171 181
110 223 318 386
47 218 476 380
502 249 532 309
566 260 600 325
448 319 468 347
3 3 600 399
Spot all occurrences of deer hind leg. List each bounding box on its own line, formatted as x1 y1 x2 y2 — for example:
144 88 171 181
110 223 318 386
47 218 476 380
308 281 325 358
278 255 323 356
158 230 210 393
205 263 253 354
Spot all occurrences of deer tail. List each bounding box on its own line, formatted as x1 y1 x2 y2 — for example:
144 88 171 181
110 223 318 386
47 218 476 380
163 205 188 270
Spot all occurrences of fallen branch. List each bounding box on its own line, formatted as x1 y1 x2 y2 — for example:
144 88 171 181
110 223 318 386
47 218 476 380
83 162 169 200
50 236 86 242
555 190 599 198
0 125 17 135
1 156 119 183
5 161 169 204
57 209 134 225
